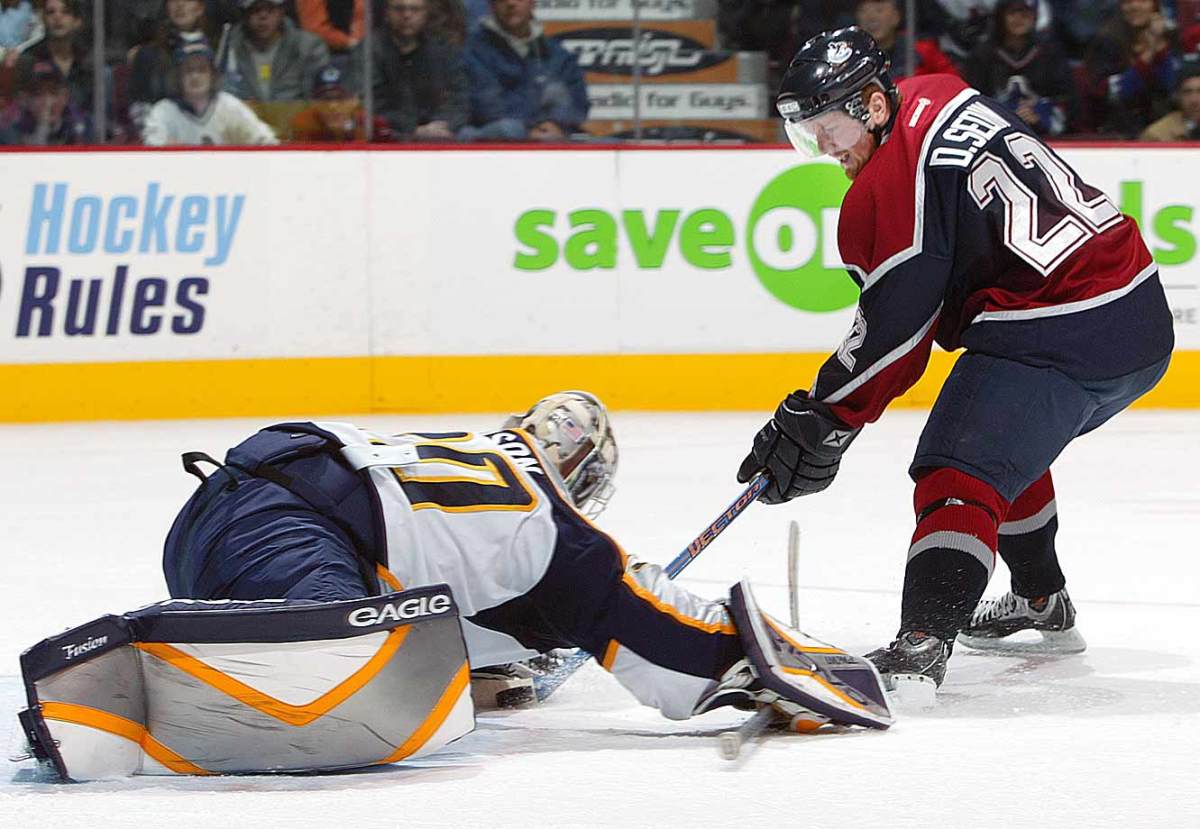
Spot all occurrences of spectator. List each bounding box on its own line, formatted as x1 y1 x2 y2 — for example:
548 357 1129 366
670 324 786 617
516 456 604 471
15 0 93 111
428 0 467 45
719 1 796 54
461 0 588 141
103 0 163 65
462 0 489 37
718 0 804 90
129 0 223 111
1141 57 1200 139
795 1 857 43
1 0 40 68
289 62 392 139
222 0 330 101
296 0 365 56
1085 0 1180 136
371 0 467 140
0 59 91 144
207 0 243 28
855 0 957 79
1043 0 1119 61
143 35 278 144
1181 0 1200 53
920 0 1054 64
920 0 992 61
964 0 1073 135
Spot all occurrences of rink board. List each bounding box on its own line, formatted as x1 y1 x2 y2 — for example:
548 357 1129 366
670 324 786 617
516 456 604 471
1 146 1198 421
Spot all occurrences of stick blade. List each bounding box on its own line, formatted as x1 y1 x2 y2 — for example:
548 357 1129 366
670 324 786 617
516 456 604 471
718 731 743 761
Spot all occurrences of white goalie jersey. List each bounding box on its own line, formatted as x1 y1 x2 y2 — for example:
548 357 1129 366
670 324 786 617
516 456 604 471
315 423 572 668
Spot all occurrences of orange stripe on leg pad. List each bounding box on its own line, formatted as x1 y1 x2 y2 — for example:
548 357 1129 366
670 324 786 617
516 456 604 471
39 701 211 775
379 661 471 764
135 625 410 726
778 666 868 712
601 639 620 671
377 563 403 591
764 617 847 655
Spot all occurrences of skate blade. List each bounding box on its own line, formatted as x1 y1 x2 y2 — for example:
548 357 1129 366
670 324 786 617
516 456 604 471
957 627 1087 656
886 674 937 711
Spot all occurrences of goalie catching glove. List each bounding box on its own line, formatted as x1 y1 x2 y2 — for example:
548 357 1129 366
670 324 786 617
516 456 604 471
737 391 860 503
694 580 893 730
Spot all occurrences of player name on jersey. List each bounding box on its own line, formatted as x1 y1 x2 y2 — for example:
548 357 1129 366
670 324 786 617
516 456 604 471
535 0 716 21
587 83 767 119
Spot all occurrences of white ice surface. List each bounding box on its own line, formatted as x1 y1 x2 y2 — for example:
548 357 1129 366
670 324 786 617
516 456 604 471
1 411 1198 828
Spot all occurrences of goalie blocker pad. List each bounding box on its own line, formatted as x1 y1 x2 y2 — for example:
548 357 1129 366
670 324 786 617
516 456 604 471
728 580 893 730
17 585 473 781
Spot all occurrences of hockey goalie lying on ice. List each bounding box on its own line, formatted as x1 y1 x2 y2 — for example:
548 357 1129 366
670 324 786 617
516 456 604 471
16 391 892 781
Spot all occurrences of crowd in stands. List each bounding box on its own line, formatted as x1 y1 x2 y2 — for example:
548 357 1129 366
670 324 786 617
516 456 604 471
2 0 1200 145
722 0 1200 139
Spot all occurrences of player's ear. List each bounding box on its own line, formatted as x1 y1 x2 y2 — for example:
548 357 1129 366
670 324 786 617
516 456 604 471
866 88 890 128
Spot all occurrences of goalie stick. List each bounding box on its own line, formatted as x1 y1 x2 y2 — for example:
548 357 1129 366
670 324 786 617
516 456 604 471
718 520 802 761
717 706 777 761
497 472 771 708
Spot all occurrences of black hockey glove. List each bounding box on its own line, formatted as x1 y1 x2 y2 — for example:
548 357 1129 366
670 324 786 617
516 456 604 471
737 391 860 504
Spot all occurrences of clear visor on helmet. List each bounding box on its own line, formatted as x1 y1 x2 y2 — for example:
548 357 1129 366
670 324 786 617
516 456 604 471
781 108 867 159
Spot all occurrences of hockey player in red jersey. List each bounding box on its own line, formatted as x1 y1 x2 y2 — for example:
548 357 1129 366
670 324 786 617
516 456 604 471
738 28 1174 699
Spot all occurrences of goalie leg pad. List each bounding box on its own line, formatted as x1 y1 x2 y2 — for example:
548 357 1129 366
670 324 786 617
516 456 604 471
723 580 893 730
18 586 473 781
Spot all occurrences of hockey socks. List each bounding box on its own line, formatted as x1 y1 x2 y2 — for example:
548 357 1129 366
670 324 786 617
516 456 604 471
998 470 1066 598
900 468 1010 640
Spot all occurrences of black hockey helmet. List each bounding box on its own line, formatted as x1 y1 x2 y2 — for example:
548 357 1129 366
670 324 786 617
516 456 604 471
776 27 899 157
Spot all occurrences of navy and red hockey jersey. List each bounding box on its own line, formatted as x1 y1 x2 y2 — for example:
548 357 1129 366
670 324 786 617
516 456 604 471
812 75 1174 430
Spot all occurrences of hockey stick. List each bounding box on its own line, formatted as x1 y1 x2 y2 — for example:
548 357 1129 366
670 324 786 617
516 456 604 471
498 473 771 708
719 520 803 762
787 520 801 630
717 706 777 761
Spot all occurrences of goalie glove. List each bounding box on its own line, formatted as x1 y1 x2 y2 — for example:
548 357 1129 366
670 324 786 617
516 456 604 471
737 391 859 504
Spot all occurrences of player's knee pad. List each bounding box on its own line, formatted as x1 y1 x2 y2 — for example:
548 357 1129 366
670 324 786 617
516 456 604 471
910 467 1010 580
913 466 1008 526
18 587 473 781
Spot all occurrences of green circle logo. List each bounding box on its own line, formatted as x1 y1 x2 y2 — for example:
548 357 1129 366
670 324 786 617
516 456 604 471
746 164 859 312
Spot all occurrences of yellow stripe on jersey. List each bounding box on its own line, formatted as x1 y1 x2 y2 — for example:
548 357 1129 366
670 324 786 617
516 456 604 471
389 436 541 514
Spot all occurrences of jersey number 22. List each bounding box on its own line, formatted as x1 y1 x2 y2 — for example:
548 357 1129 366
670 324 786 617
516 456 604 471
968 133 1122 276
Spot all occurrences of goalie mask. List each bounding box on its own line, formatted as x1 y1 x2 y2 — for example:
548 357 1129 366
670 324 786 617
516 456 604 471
776 26 897 159
503 391 618 518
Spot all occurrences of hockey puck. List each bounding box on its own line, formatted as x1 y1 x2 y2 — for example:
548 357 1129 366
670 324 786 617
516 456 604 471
495 684 536 709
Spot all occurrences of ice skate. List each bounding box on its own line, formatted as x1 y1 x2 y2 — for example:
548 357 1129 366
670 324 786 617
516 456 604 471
470 662 537 709
958 588 1087 655
471 650 579 708
865 632 952 708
